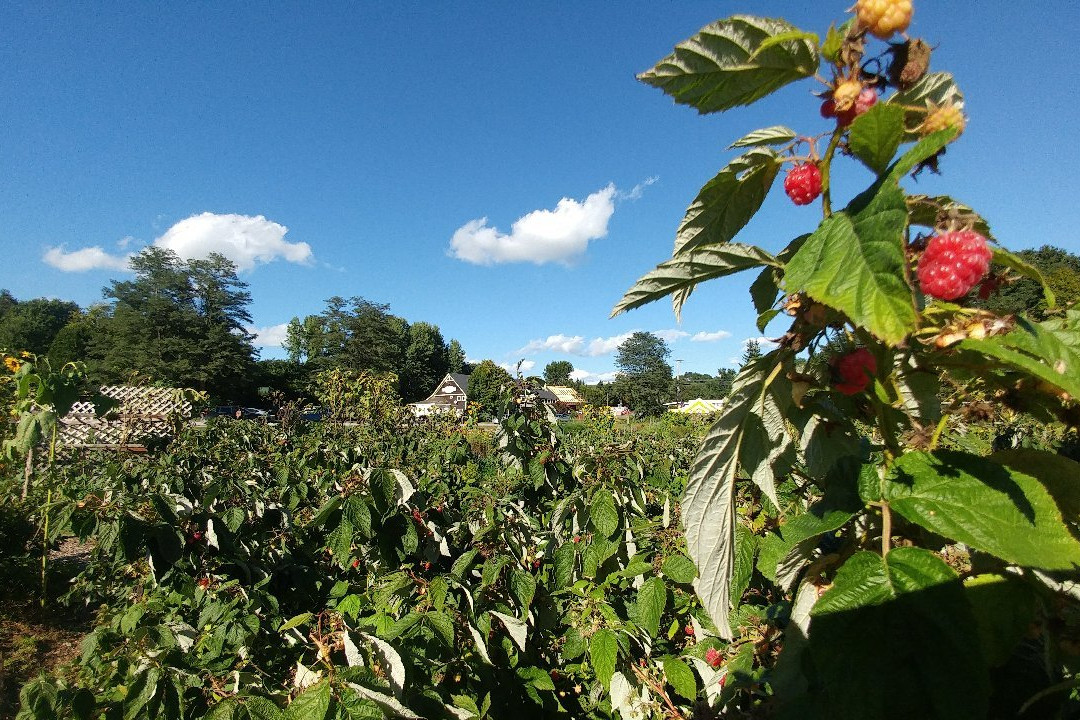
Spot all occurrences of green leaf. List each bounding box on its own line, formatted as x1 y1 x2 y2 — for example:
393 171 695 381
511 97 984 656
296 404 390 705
821 18 854 62
662 657 697 701
482 554 512 587
516 665 556 692
958 312 1080 406
886 128 958 182
239 697 284 720
307 496 341 529
682 353 785 638
278 613 313 633
963 573 1037 667
426 611 455 647
327 518 354 568
670 149 781 256
660 554 697 584
810 548 988 720
990 449 1080 521
730 525 757 605
343 496 372 537
335 594 362 620
285 680 331 720
905 194 993 239
554 542 576 588
368 468 397 515
589 629 618 690
991 246 1056 308
639 15 819 114
562 628 587 660
888 71 964 141
784 181 916 345
848 103 906 175
221 507 245 533
729 125 797 149
612 244 777 321
635 576 667 637
509 567 536 610
451 548 479 580
886 451 1080 570
589 489 619 538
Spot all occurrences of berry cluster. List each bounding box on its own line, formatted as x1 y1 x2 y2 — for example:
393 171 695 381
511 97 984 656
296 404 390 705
917 230 992 301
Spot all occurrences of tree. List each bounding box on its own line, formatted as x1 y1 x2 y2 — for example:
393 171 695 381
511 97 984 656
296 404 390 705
977 245 1080 319
741 339 762 366
543 360 574 385
401 321 450 402
448 339 467 374
93 247 256 399
285 296 409 376
0 293 81 355
466 360 513 420
613 331 672 416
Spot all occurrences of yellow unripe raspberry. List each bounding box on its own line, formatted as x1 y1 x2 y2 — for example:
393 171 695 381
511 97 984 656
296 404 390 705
855 0 913 40
922 104 966 137
832 79 862 112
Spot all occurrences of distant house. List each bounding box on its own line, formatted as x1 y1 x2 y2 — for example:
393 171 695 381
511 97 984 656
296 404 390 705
669 398 725 415
408 373 470 417
545 385 585 414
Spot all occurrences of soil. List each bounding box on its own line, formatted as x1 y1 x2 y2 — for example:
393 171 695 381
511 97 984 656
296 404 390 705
0 539 95 720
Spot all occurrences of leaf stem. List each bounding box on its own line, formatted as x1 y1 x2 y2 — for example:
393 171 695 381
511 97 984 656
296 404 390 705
881 501 892 557
928 415 949 450
819 129 844 218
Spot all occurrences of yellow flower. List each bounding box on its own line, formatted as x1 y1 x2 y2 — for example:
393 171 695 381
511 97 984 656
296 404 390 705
18 350 31 358
4 356 20 373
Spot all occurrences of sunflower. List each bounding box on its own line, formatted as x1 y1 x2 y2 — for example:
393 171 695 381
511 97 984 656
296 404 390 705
4 356 21 373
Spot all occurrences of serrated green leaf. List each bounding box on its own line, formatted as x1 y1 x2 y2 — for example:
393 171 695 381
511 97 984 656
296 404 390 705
284 680 330 720
888 71 964 141
451 548 479 580
661 554 697 584
886 451 1080 570
589 629 618 690
335 594 362 620
990 449 1080 521
482 554 512 588
784 181 916 345
682 353 785 638
327 517 354 568
516 665 556 691
750 265 780 315
670 149 781 257
554 541 576 588
957 312 1080 400
582 538 617 578
221 506 245 534
589 489 619 538
426 611 455 647
239 696 283 720
368 468 397 515
848 103 906 175
729 125 797 149
730 525 756 605
612 244 777 321
509 567 536 610
343 496 372 537
810 548 988 720
635 576 667 637
905 194 993 239
663 657 697 701
562 628 587 660
821 18 854 62
639 15 819 114
307 496 341 528
887 128 958 182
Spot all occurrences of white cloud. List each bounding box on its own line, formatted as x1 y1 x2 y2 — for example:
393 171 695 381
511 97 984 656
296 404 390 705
691 330 732 343
450 185 616 265
43 212 312 273
155 213 312 272
499 359 536 375
585 332 635 356
43 245 132 272
617 176 659 201
655 329 690 343
516 334 586 356
249 323 290 348
570 368 618 385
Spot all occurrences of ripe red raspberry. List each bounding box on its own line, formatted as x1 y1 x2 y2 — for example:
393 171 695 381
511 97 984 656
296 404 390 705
917 230 992 301
705 647 723 669
684 624 695 636
832 348 877 396
783 164 822 206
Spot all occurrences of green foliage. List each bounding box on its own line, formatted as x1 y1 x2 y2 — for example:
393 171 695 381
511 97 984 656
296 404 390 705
613 331 673 417
465 360 512 421
542 360 573 385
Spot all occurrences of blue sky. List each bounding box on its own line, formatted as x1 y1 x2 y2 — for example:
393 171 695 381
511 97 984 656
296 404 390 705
2 2 1077 383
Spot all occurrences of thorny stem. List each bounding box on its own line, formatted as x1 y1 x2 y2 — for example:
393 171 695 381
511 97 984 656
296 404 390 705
41 488 51 607
819 128 844 218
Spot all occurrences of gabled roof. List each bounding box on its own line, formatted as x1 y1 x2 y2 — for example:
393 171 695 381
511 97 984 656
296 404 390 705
449 373 470 393
546 385 584 404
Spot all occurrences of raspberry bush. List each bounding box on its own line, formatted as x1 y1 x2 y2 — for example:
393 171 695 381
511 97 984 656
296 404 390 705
617 4 1080 718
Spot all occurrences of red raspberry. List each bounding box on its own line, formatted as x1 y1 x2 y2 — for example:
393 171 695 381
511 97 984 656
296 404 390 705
705 648 723 669
684 624 695 636
821 88 877 127
832 348 877 396
917 230 992 301
783 164 822 206
853 88 878 115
